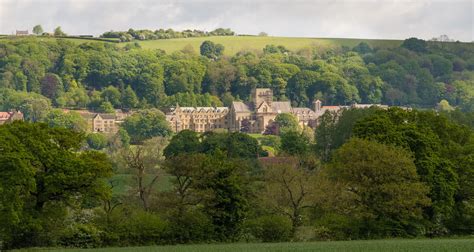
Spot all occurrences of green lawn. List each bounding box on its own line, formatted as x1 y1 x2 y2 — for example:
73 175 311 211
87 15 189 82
16 238 474 252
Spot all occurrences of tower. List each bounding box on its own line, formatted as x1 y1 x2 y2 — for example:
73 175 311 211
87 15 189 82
252 88 273 107
313 99 322 112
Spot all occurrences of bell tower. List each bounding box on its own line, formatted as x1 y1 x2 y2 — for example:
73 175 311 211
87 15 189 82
252 88 273 107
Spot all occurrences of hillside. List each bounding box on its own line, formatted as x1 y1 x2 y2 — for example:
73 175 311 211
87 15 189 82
124 36 403 55
0 35 403 55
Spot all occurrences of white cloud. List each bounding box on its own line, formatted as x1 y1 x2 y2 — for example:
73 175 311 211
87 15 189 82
0 0 472 41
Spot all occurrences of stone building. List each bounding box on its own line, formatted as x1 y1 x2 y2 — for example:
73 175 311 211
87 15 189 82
62 109 132 133
0 110 24 125
166 88 389 134
166 105 229 133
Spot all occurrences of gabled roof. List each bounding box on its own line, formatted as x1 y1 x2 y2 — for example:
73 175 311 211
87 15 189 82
94 113 116 120
293 107 316 115
232 101 251 113
271 101 292 113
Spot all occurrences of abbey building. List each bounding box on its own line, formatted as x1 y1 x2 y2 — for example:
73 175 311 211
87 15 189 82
166 88 386 133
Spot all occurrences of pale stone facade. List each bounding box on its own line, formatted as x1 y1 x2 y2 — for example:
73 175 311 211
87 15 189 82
62 109 132 133
0 110 24 125
166 88 390 134
166 106 229 133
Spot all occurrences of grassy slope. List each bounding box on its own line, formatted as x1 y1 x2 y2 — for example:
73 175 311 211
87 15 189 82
130 36 403 55
0 35 402 55
17 238 474 252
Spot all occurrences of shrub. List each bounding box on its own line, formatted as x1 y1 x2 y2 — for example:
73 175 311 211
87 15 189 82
58 224 102 248
247 215 292 242
165 209 214 243
86 133 108 150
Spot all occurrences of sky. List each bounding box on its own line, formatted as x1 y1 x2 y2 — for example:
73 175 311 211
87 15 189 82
0 0 473 41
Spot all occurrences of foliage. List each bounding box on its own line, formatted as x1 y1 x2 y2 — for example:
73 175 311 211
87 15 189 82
121 109 172 143
87 133 108 150
43 109 88 132
326 138 430 238
0 121 112 248
200 40 225 59
352 108 472 233
246 215 293 242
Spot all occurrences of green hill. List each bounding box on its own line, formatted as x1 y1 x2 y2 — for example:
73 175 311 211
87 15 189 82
125 36 403 55
0 35 403 55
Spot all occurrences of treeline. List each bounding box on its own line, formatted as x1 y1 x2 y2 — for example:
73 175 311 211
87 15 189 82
1 106 473 249
101 28 235 42
0 37 473 117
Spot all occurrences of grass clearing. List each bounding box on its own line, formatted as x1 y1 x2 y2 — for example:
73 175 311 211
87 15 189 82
0 36 403 55
129 36 403 55
16 238 474 252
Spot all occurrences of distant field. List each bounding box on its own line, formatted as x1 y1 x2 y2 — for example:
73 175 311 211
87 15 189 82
16 238 474 252
0 35 403 55
128 36 403 55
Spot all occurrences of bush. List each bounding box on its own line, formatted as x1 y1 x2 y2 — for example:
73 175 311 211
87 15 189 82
58 224 102 248
97 209 168 246
247 215 292 242
165 209 214 243
86 133 108 150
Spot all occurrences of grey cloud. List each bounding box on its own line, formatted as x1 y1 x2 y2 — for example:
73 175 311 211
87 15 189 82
0 0 472 41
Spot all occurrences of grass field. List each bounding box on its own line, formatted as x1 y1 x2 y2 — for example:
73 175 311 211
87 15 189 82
128 36 403 55
16 238 474 252
0 35 403 55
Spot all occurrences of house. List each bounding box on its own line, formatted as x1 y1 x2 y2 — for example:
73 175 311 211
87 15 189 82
62 109 132 133
16 30 29 36
0 110 24 125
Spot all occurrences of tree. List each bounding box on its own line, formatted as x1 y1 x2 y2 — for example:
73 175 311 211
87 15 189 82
352 108 462 229
121 86 139 109
87 133 108 150
43 109 87 132
101 85 122 108
274 113 300 133
98 101 115 113
32 25 43 35
121 109 172 143
40 73 63 100
260 158 318 235
401 37 428 53
163 129 201 158
54 26 66 36
122 137 168 210
199 152 250 241
0 122 112 248
200 40 225 59
280 130 310 156
326 138 430 237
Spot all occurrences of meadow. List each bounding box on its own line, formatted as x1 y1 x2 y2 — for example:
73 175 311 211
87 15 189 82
16 238 474 252
0 35 403 55
127 36 403 55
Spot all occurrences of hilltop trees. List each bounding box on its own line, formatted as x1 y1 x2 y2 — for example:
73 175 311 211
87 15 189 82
200 40 225 59
32 25 43 35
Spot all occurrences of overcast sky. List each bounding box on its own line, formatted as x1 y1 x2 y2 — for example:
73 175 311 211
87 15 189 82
0 0 472 41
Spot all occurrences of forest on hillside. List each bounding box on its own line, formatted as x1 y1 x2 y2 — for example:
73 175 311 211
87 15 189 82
0 37 473 120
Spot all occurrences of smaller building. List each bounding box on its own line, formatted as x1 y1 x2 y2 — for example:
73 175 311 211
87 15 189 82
16 30 29 36
62 109 132 133
0 110 24 125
